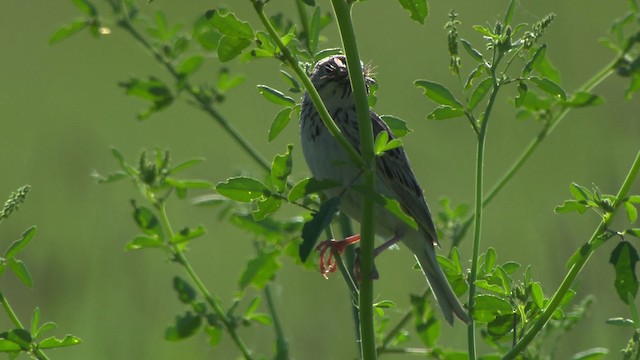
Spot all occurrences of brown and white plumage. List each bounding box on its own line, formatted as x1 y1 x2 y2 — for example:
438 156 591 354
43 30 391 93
300 55 469 324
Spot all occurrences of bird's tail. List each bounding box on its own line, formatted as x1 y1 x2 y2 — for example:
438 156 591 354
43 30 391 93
403 232 469 325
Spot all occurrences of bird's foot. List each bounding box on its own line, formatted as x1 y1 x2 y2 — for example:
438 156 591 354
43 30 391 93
315 234 361 279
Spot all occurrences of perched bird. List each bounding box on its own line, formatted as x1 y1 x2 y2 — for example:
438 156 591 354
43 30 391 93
299 55 469 324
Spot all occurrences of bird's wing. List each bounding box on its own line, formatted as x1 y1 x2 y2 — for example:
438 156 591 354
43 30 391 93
369 110 440 245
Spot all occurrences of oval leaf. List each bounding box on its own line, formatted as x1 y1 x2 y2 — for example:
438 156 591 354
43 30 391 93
216 177 269 202
268 107 293 142
415 80 463 109
257 85 296 106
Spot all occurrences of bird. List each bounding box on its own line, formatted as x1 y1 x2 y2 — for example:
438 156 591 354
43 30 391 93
299 54 469 325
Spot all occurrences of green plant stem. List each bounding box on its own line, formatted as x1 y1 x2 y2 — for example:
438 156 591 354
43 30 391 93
115 18 270 174
338 213 361 349
0 290 50 360
251 0 365 169
329 1 378 359
264 284 289 360
453 56 618 247
502 149 640 360
156 203 254 360
467 77 501 359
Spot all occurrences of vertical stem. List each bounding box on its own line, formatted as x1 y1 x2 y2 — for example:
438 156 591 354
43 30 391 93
338 213 361 355
330 1 377 358
467 78 502 359
264 285 289 360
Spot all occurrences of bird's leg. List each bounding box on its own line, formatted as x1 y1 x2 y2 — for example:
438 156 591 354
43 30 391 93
353 234 403 280
316 234 361 279
316 233 403 281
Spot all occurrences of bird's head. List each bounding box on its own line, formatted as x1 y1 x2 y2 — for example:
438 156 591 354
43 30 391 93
308 55 375 99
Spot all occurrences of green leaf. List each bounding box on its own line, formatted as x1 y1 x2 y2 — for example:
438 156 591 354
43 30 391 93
415 80 463 108
522 45 546 77
530 77 566 100
257 85 296 106
165 311 202 341
288 177 341 202
606 317 635 327
239 248 281 290
173 277 197 304
426 106 465 120
205 326 223 346
31 307 40 336
271 144 293 193
207 10 254 39
465 63 485 90
37 335 82 349
460 39 484 63
410 294 440 347
609 241 639 304
0 339 21 351
217 36 251 62
571 348 609 360
530 282 545 309
216 68 246 92
124 235 164 251
570 182 593 202
300 197 341 262
308 7 321 53
4 329 31 350
515 81 528 108
503 0 517 26
468 77 493 111
562 91 604 108
131 203 164 239
34 322 58 339
49 20 88 45
473 294 513 322
268 107 293 142
629 195 640 203
280 70 301 93
5 226 36 259
172 226 206 244
626 201 638 223
379 115 412 137
169 158 205 174
8 258 32 288
397 0 429 24
555 200 588 214
626 228 640 238
625 74 640 100
177 55 204 76
216 176 269 202
253 196 282 220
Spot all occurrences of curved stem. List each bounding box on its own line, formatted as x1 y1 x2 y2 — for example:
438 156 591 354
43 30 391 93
157 204 254 360
116 18 270 174
252 1 365 169
502 149 640 360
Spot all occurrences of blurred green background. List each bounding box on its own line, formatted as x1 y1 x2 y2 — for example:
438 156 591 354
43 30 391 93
1 0 639 359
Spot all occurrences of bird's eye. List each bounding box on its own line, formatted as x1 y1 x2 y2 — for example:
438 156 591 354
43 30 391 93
324 63 336 73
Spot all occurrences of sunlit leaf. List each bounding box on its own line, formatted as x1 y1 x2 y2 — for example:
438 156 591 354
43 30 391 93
257 85 296 106
239 248 281 290
216 177 269 202
271 144 293 193
268 108 293 142
415 80 463 109
397 0 429 24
